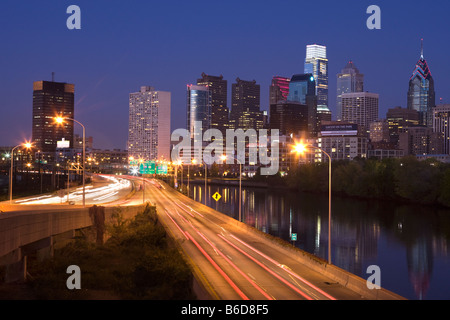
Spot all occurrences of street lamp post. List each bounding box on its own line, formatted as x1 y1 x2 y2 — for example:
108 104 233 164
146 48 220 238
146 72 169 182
55 117 85 207
293 143 332 264
222 154 242 222
9 142 33 204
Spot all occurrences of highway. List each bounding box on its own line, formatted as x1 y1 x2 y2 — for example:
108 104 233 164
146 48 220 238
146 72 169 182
140 177 366 300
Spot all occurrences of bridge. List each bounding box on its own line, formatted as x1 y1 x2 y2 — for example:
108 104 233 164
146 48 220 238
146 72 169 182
0 174 405 300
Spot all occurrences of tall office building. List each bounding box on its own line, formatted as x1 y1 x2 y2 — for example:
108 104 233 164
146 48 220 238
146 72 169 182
32 80 75 153
341 92 379 134
127 86 171 161
433 104 450 154
269 76 290 106
407 39 435 127
197 73 229 135
287 74 318 137
337 61 364 121
230 78 263 130
304 44 330 119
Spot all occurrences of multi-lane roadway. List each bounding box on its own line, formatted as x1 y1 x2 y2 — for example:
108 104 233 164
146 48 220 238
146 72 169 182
140 177 366 300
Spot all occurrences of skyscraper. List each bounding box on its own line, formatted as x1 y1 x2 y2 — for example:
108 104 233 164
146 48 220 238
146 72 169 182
269 76 290 106
269 100 308 136
32 80 75 153
197 73 229 135
336 61 364 121
407 39 435 127
304 44 330 119
127 86 171 161
341 92 379 134
230 78 263 130
287 74 318 137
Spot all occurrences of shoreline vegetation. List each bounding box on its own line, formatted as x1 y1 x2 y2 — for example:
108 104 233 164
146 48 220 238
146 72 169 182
187 156 450 209
0 204 196 300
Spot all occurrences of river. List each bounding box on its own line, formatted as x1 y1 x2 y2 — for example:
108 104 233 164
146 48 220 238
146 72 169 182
185 181 450 300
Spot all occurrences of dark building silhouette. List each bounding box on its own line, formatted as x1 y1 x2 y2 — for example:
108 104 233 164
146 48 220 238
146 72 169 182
270 100 308 136
32 80 75 153
197 73 229 135
230 78 263 130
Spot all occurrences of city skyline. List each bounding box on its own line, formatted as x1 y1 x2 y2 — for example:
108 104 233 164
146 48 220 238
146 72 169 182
1 1 450 150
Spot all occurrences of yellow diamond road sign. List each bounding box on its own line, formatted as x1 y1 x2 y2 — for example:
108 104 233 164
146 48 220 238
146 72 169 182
212 192 222 201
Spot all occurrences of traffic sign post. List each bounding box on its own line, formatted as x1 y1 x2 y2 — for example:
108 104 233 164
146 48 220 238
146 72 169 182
212 192 222 202
291 233 297 246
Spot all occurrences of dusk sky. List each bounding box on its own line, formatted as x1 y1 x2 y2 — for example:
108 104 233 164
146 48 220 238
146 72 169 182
1 0 450 150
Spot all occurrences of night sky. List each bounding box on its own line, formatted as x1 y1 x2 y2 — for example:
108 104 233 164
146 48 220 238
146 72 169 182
1 0 450 150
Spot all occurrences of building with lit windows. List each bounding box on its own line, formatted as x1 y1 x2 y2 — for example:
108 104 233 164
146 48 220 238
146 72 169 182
304 44 330 120
407 40 435 127
433 104 450 154
32 80 75 153
197 73 229 135
336 61 364 121
386 106 420 146
341 92 379 135
230 78 263 130
127 86 171 162
318 123 368 161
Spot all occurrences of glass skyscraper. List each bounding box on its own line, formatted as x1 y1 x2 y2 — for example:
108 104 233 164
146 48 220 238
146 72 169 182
287 73 318 137
304 44 330 118
336 61 364 121
186 84 212 138
407 40 435 127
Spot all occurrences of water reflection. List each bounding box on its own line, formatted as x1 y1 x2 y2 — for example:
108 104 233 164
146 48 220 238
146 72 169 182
188 182 450 300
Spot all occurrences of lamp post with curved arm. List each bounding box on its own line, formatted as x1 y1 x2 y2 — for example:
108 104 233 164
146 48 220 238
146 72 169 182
55 117 85 207
293 143 332 264
9 142 33 204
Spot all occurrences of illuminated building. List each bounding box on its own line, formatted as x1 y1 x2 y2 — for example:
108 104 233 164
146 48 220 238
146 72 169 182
433 104 450 154
386 106 420 146
407 39 435 127
32 80 75 153
230 78 263 130
269 76 290 105
197 73 229 135
336 61 364 121
287 74 319 137
341 92 379 134
304 44 330 120
127 86 171 161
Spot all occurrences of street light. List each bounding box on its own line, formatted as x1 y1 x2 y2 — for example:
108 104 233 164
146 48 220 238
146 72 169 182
221 154 242 222
292 142 332 265
55 116 86 207
9 142 33 204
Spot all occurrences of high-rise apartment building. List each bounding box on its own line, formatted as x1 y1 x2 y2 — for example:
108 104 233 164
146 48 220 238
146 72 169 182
336 61 364 121
127 86 171 161
341 92 379 134
197 73 229 135
433 104 450 154
407 39 435 127
230 78 263 130
304 44 330 119
32 80 75 153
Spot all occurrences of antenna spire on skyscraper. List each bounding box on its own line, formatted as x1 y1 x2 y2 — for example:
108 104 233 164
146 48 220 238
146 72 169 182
420 38 424 59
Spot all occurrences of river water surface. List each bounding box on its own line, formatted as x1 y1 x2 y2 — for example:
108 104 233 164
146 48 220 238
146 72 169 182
186 182 450 300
